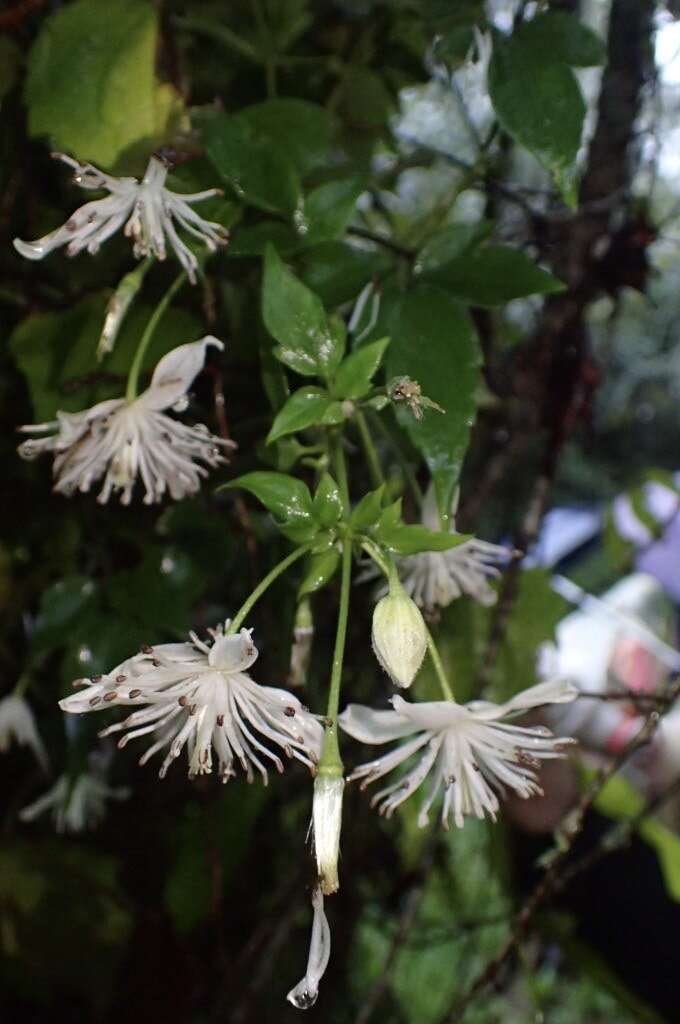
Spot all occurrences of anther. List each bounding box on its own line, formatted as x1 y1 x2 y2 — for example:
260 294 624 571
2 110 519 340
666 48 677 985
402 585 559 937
103 691 118 702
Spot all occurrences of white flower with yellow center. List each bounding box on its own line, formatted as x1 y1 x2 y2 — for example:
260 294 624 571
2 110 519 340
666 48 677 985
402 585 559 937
17 336 235 504
339 680 577 829
59 625 324 782
14 154 228 283
399 485 511 611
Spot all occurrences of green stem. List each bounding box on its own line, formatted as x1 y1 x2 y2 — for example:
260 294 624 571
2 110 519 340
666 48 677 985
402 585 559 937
425 626 455 701
367 409 424 508
319 435 353 772
227 544 312 635
125 272 186 402
355 408 385 490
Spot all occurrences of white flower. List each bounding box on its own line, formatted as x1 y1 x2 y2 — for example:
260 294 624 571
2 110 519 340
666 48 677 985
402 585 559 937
14 154 228 283
339 680 577 829
399 486 511 611
372 581 427 688
287 887 331 1010
17 336 235 504
20 770 129 833
313 774 344 895
0 694 48 770
59 624 324 782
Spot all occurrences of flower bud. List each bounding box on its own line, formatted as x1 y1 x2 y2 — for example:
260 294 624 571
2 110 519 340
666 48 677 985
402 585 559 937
372 583 427 688
313 773 344 895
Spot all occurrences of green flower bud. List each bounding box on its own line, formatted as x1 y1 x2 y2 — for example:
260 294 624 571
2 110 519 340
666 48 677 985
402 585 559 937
371 580 427 688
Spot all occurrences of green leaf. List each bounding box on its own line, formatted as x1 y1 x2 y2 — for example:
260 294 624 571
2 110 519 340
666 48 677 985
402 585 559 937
516 12 606 67
489 29 586 200
423 244 564 306
376 520 471 556
262 244 343 378
25 0 182 169
266 387 343 444
337 67 394 131
385 285 481 521
298 241 392 308
302 177 365 245
332 337 390 400
204 112 301 216
299 548 341 596
229 221 300 258
240 99 334 177
224 471 317 543
32 576 99 656
351 485 386 530
312 473 343 529
414 221 492 276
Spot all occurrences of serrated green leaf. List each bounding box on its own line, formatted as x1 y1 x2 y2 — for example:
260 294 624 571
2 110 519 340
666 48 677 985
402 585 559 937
298 547 341 596
204 112 301 216
489 29 586 198
224 471 316 542
351 485 386 530
262 244 343 378
312 473 343 529
267 387 337 443
385 285 481 521
423 244 564 306
332 337 390 400
25 0 182 169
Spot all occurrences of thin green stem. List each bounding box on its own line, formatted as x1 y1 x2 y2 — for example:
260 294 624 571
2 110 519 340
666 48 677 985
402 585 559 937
367 409 424 508
318 435 353 772
425 626 455 701
355 408 385 490
125 272 186 402
227 544 312 635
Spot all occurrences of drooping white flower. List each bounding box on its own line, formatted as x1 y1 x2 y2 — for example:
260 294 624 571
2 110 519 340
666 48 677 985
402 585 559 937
0 693 48 770
372 580 427 688
14 154 228 283
287 887 331 1010
399 486 511 611
20 770 129 833
59 624 324 782
313 773 344 895
17 336 235 504
339 680 577 829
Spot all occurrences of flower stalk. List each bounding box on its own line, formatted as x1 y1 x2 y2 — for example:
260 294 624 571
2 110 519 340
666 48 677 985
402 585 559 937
227 544 313 636
126 271 186 401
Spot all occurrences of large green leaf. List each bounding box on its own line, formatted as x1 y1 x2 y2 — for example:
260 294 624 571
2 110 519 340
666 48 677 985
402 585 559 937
422 244 565 307
516 12 606 67
239 99 334 177
385 285 481 520
302 177 365 245
25 0 181 169
204 112 301 216
488 29 586 202
262 244 344 378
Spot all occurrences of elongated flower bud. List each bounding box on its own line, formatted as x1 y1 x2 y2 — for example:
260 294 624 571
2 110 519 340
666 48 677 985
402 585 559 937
372 580 427 688
313 773 344 895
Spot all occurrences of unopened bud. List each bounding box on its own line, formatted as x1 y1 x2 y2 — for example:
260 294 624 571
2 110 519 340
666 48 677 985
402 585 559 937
288 598 314 688
97 259 152 361
313 773 344 895
372 581 427 688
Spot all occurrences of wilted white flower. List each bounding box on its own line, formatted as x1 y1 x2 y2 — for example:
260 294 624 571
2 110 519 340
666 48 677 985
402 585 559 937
59 624 324 781
400 486 511 611
339 680 577 829
0 693 48 770
18 336 235 504
20 770 129 833
14 153 228 283
313 773 344 895
287 887 331 1010
372 580 428 688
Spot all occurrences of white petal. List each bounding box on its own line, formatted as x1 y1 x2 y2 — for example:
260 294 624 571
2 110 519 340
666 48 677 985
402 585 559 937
287 888 331 1010
140 336 224 411
472 678 578 720
338 703 416 744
